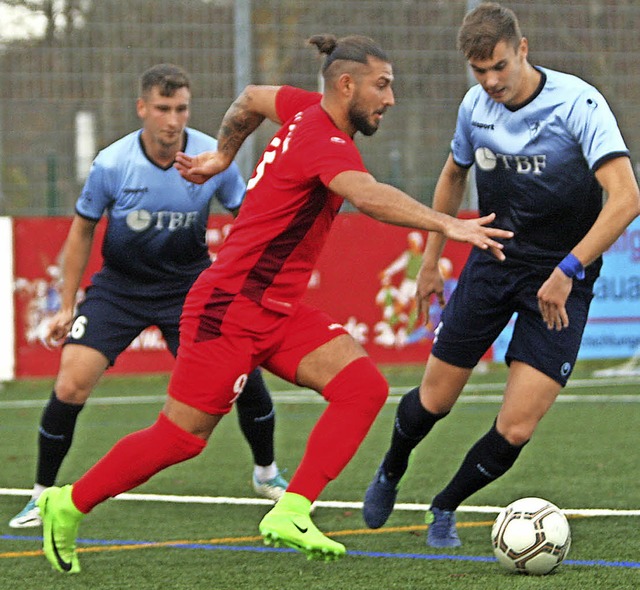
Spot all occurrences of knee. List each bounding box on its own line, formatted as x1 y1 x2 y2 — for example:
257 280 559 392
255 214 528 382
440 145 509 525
419 371 467 415
53 379 93 405
163 398 223 440
419 383 456 415
353 357 388 411
326 357 388 412
497 422 533 447
367 365 390 411
422 396 455 416
149 413 208 464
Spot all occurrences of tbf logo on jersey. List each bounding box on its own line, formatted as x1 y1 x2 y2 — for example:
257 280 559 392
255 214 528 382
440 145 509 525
475 147 546 175
126 209 199 232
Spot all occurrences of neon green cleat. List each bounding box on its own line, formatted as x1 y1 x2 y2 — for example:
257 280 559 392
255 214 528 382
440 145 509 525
259 492 346 562
37 485 84 574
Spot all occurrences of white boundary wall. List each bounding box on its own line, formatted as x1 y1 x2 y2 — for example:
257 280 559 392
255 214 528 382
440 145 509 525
0 217 15 380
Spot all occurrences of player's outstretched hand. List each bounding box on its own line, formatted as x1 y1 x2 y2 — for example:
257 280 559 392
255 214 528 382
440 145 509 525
443 213 513 261
174 151 230 184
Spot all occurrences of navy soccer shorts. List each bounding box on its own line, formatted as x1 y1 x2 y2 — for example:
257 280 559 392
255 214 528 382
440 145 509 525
431 253 595 386
64 284 185 364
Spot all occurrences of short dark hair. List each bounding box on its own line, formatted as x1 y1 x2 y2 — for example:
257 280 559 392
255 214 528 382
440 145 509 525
457 2 522 60
307 34 389 79
140 63 190 98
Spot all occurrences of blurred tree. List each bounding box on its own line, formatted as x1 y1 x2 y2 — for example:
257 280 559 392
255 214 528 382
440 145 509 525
1 0 90 44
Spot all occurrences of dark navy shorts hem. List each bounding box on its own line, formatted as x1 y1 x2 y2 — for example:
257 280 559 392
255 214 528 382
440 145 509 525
64 284 185 365
431 254 595 386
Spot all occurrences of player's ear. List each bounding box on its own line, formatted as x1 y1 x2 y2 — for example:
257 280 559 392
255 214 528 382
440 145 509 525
136 97 146 119
337 73 355 97
518 37 528 60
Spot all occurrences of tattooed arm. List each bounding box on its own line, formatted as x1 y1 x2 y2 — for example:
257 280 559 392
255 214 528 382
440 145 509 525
174 85 282 183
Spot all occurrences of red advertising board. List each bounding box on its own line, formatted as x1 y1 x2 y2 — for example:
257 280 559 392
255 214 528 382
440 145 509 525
302 214 473 363
12 216 234 377
12 214 476 377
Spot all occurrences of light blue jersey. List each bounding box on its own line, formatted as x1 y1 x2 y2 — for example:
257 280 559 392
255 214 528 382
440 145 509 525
452 67 629 271
76 128 246 297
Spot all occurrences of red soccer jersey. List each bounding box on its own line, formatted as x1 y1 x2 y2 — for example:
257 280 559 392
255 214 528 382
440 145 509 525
204 85 369 314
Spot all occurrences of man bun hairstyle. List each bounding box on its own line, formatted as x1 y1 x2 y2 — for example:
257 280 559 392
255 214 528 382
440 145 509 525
140 63 190 98
457 2 522 60
307 34 389 76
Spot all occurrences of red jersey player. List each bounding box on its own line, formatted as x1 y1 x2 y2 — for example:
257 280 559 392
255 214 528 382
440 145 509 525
37 34 512 573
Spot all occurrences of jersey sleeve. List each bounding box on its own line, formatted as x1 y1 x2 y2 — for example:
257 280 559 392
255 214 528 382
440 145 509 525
313 140 368 187
294 117 368 187
210 161 247 211
275 86 322 124
450 88 476 168
567 89 630 171
74 156 114 220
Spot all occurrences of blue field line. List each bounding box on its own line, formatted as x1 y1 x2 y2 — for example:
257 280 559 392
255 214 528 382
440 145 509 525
2 534 639 569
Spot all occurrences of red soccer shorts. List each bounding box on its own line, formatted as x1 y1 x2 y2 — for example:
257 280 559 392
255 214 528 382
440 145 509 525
168 292 348 415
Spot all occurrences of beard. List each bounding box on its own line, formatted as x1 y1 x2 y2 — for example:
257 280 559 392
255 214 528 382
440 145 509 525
348 101 380 137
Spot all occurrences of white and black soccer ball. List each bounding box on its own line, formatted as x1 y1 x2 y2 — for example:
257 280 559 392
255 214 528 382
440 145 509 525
491 497 571 575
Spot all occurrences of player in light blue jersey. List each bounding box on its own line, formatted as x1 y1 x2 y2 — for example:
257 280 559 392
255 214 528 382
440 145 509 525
9 64 287 529
363 2 640 546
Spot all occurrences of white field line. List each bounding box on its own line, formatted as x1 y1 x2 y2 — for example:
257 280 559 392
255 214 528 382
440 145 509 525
2 375 640 409
0 487 637 517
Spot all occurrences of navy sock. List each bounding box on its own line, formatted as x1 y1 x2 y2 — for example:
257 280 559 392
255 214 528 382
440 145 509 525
36 391 84 487
235 369 275 467
431 420 527 511
382 387 448 480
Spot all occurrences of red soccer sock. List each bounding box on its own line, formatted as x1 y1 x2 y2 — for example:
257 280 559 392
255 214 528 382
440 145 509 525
287 357 388 502
72 412 206 514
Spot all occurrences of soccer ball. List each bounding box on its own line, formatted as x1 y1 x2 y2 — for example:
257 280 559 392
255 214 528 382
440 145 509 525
491 497 571 575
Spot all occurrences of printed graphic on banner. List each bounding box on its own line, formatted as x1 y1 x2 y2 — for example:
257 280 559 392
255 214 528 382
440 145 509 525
374 231 457 348
15 258 67 346
13 218 76 376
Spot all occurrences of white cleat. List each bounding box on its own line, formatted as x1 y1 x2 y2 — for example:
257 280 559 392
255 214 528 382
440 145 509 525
9 498 42 528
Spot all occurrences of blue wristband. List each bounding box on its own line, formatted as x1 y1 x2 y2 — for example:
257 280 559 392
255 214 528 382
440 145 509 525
557 253 585 280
